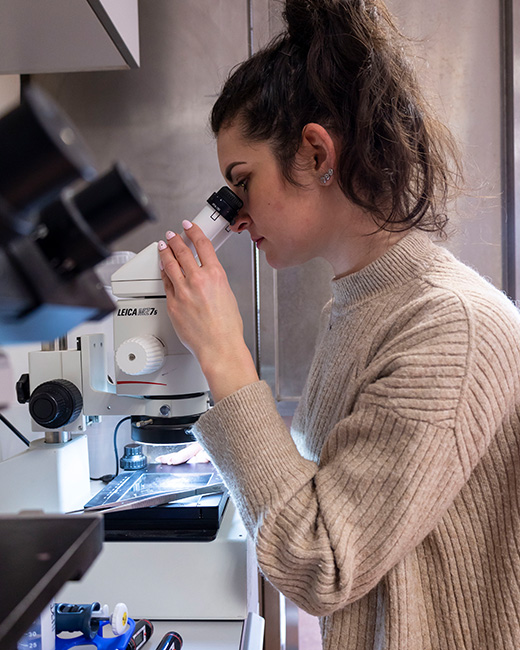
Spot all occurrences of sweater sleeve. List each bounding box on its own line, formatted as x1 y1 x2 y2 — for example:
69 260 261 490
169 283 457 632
192 290 520 616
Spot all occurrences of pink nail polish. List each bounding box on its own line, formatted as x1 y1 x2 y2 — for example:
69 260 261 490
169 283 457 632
182 220 193 230
158 240 167 250
166 230 176 240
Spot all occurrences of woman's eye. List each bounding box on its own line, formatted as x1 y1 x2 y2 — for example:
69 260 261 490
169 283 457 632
234 178 248 192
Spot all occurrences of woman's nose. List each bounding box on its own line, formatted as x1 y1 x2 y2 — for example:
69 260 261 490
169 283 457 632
230 209 250 233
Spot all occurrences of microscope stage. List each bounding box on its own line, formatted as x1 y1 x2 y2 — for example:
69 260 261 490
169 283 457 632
85 462 228 541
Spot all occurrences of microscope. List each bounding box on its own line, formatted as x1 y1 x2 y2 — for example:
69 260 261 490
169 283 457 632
0 84 264 650
13 186 242 519
0 84 154 513
17 185 242 442
0 86 154 344
0 84 243 516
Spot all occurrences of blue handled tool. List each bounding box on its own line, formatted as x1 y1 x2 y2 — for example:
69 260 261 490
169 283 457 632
55 618 136 650
55 601 135 650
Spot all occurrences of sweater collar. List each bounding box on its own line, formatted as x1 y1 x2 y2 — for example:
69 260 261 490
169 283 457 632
331 230 439 307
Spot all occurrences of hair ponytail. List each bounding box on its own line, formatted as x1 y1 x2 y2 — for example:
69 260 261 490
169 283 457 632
211 0 462 234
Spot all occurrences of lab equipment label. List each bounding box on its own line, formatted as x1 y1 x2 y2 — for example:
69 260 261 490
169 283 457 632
117 307 158 316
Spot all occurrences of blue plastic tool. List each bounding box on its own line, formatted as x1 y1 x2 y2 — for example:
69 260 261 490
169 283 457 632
55 617 136 650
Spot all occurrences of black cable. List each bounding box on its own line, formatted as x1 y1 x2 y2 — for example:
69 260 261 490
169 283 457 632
0 412 30 446
113 416 132 477
90 415 132 483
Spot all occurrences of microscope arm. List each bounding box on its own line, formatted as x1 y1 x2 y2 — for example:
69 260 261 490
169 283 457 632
80 333 210 420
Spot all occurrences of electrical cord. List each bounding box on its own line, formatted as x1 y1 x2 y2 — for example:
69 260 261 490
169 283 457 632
113 416 132 477
0 412 30 446
90 415 132 483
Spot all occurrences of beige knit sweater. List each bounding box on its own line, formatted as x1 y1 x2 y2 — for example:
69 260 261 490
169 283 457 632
194 230 520 650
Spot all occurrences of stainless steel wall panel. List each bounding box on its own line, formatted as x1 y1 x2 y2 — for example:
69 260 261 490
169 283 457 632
512 0 520 300
259 0 504 408
34 0 257 356
388 0 503 287
250 0 270 53
32 0 507 409
503 0 520 300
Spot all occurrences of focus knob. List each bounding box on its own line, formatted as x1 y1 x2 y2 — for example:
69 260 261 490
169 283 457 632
29 379 83 429
116 335 165 375
120 443 147 471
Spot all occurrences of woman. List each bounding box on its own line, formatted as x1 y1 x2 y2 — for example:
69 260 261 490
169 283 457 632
157 1 520 648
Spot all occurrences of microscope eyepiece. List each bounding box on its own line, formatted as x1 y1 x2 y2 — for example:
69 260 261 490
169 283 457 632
36 162 157 278
0 85 96 220
181 186 243 257
207 186 243 225
0 85 157 341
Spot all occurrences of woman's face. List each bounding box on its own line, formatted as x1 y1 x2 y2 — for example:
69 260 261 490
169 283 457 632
216 123 331 270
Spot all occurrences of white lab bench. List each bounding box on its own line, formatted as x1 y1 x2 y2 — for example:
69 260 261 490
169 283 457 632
56 501 264 649
150 615 264 650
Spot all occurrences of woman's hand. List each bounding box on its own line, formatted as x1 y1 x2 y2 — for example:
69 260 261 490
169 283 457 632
156 442 210 465
158 220 258 402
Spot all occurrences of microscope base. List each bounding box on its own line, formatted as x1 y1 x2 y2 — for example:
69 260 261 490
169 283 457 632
0 434 91 514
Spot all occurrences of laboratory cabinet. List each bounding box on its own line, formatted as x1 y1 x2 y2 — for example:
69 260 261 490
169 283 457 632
0 0 139 74
56 502 264 650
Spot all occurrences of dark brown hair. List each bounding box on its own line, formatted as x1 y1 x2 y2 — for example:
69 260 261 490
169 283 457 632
211 0 462 234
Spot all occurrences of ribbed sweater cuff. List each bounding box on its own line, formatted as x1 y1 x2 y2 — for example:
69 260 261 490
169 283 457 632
193 381 315 531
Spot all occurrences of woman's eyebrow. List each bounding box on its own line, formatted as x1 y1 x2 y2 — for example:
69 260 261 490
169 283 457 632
225 161 247 182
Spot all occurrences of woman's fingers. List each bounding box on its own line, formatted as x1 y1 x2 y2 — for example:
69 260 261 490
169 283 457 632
191 448 211 463
156 442 206 465
165 229 201 275
157 219 248 383
158 221 218 283
158 239 184 286
158 230 199 285
181 220 220 267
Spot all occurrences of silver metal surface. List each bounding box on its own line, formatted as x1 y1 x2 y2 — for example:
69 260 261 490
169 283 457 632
502 0 520 300
44 431 72 444
258 0 504 408
388 0 503 284
34 0 256 359
512 0 520 301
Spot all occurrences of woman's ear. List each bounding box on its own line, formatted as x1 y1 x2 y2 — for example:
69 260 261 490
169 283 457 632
299 123 337 178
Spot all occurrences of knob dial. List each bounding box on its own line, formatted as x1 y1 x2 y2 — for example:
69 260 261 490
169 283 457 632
119 443 147 471
29 379 83 429
116 335 165 375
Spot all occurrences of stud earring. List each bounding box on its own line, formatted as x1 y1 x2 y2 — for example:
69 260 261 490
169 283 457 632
319 168 334 184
